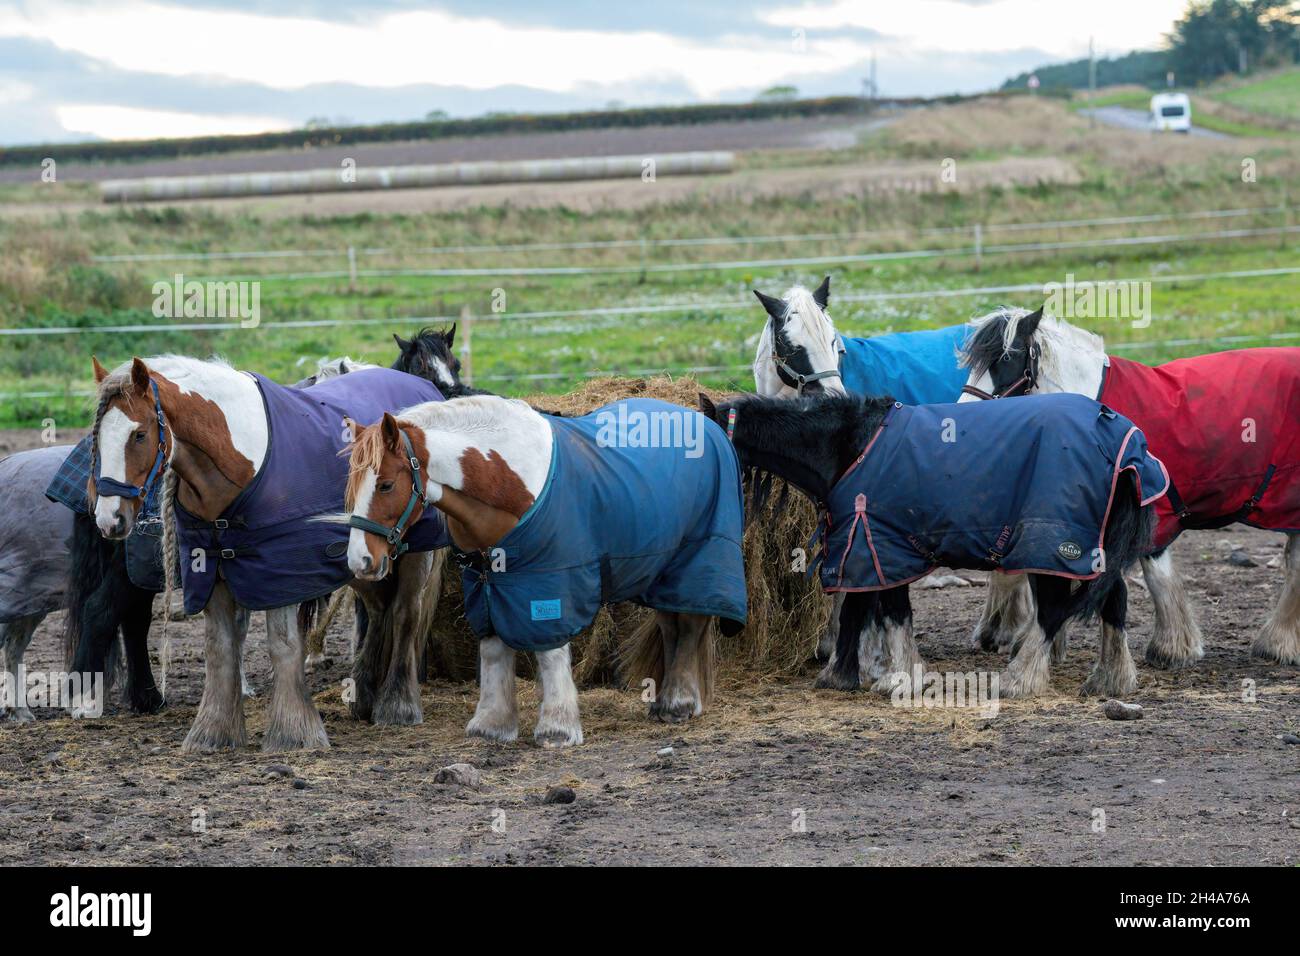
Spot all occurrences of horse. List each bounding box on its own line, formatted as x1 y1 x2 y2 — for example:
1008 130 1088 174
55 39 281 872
341 394 747 745
751 276 973 660
392 326 487 399
88 355 451 751
961 307 1300 668
701 390 1165 698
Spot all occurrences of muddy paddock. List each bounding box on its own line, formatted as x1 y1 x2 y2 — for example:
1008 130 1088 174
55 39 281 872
1 515 1296 866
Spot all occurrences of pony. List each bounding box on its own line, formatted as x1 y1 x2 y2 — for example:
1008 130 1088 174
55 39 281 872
701 391 1163 698
88 355 450 751
751 276 973 660
961 307 1300 668
392 326 486 399
342 394 747 745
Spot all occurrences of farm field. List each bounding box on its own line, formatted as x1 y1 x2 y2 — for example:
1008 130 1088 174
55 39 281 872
1 91 1299 869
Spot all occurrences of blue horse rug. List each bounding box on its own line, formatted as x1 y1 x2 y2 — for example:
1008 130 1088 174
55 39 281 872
462 398 748 652
819 394 1169 591
176 368 450 613
839 324 971 405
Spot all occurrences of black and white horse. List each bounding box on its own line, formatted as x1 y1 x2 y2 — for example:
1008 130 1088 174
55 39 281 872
701 391 1159 697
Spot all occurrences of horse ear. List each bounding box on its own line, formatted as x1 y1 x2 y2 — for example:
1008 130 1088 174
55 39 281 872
130 357 151 394
393 333 411 351
380 412 402 451
813 275 831 310
698 392 717 419
754 290 786 322
92 356 110 384
444 324 456 348
1022 307 1045 337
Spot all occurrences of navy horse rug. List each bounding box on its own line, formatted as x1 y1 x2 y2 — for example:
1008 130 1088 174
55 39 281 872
839 324 971 405
462 398 748 652
1098 349 1300 549
177 368 449 613
819 394 1169 591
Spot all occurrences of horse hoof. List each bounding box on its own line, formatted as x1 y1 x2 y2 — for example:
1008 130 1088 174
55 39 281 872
2 707 35 725
649 700 697 724
466 718 519 743
129 688 166 715
1143 643 1203 670
371 697 423 727
814 664 860 691
534 725 583 748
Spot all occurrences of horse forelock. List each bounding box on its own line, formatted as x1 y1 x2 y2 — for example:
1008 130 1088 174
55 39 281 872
345 423 389 510
780 285 838 354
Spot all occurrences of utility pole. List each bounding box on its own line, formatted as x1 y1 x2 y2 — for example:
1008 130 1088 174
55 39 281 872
1088 36 1097 128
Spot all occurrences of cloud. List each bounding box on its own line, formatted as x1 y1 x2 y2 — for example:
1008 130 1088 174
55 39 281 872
54 104 294 140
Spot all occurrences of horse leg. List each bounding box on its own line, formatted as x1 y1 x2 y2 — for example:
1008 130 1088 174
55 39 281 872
466 636 518 742
1141 549 1205 668
263 604 329 751
1 614 41 723
869 586 922 695
120 586 164 714
533 644 583 748
346 580 389 721
182 581 247 752
1080 579 1139 697
650 612 712 722
234 606 256 697
1001 575 1067 698
1252 532 1300 665
373 550 442 726
815 591 875 690
816 592 845 662
67 552 132 718
971 572 1033 652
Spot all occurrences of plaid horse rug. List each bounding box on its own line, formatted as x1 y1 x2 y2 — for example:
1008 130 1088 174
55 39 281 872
1098 350 1300 550
2 445 75 622
838 324 971 405
462 398 748 652
177 368 449 613
818 394 1169 591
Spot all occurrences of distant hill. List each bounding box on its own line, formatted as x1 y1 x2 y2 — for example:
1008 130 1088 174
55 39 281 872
1002 49 1171 92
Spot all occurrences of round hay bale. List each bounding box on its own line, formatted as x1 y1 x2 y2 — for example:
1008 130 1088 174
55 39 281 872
425 375 827 685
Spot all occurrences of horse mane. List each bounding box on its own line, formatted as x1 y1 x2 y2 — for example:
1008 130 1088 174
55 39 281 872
961 307 1105 377
781 284 838 351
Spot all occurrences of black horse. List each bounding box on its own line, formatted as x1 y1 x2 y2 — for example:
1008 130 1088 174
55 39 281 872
391 326 488 399
700 391 1158 698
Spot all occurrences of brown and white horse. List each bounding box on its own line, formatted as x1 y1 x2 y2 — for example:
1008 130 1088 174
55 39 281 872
89 355 443 751
342 395 734 746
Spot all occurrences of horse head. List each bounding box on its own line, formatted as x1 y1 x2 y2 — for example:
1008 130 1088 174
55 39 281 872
752 276 847 399
392 326 463 396
344 412 428 581
959 306 1107 402
89 356 171 539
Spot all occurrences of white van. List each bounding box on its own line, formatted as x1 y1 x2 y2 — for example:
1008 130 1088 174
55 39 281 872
1151 92 1192 133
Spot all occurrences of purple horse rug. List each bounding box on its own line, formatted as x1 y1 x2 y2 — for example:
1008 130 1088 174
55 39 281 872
176 368 450 613
819 394 1169 591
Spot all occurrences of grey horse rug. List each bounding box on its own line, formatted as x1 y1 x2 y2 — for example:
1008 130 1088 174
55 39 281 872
2 445 75 622
818 394 1170 591
176 368 450 613
462 398 748 652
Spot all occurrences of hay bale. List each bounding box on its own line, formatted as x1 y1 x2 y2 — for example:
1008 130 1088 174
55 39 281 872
426 375 827 684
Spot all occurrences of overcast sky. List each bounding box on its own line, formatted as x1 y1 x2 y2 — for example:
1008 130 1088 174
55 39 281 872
0 0 1189 145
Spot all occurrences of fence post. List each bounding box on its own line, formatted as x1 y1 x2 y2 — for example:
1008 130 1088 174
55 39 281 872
1281 191 1290 251
973 223 983 272
639 236 649 284
347 245 357 290
460 303 473 387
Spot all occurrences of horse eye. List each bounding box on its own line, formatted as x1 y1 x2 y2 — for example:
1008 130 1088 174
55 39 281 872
379 480 395 493
134 431 146 443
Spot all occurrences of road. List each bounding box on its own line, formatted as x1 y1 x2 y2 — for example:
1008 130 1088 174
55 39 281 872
1077 106 1229 139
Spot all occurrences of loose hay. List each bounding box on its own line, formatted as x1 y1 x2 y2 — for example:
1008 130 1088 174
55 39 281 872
424 375 828 685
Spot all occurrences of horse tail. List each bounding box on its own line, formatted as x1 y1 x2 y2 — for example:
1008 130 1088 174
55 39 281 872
1069 471 1154 622
62 512 113 666
617 613 664 693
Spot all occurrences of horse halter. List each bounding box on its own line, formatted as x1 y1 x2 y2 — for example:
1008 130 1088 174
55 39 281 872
960 341 1041 401
348 430 425 560
771 333 845 396
93 379 168 502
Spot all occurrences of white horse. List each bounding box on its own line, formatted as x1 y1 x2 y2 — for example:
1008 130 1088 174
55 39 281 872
960 307 1300 669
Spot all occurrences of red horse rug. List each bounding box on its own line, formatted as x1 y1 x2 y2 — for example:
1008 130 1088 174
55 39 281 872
1098 348 1300 549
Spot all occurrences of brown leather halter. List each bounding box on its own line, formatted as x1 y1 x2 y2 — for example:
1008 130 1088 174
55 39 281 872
960 341 1041 400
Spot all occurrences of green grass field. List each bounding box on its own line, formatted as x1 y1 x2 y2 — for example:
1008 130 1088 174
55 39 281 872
1211 68 1300 122
2 95 1298 429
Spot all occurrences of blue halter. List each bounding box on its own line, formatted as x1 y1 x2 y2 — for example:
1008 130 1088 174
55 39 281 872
93 379 168 502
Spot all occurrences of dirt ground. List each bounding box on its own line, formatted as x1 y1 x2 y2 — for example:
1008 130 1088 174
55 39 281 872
1 440 1295 866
